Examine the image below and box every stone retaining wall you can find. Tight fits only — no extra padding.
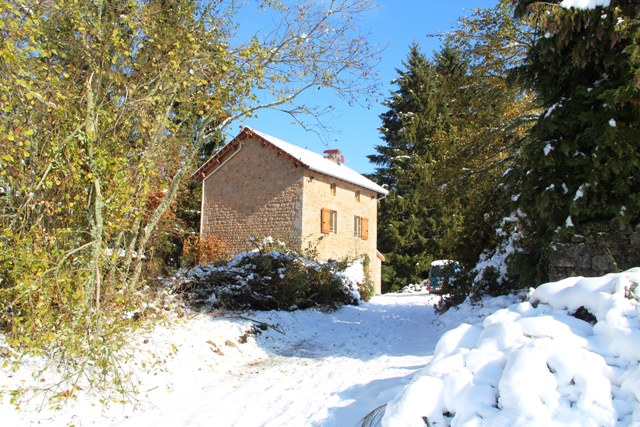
[548,224,640,281]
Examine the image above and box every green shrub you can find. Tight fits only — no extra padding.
[358,254,375,302]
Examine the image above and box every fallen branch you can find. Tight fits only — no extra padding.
[227,314,286,336]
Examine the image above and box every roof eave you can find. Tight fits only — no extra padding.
[306,165,389,195]
[190,130,252,181]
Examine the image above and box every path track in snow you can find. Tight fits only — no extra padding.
[1,292,444,426]
[114,293,443,427]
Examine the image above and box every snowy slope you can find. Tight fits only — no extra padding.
[382,270,640,427]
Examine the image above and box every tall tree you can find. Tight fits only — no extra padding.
[508,0,640,284]
[369,44,467,292]
[370,1,536,293]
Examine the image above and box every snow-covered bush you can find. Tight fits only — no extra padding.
[170,244,366,311]
[435,213,525,314]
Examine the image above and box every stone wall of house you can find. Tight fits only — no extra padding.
[201,137,304,255]
[548,224,640,281]
[300,170,382,294]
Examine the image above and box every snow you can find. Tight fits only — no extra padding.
[574,183,588,201]
[545,102,561,118]
[249,128,389,196]
[1,291,442,426]
[431,260,455,267]
[382,270,640,427]
[3,270,640,426]
[560,0,610,9]
[473,214,523,285]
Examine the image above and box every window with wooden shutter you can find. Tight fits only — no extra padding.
[330,210,338,233]
[362,217,369,240]
[353,216,368,239]
[321,208,330,234]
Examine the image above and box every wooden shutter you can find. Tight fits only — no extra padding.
[321,208,330,234]
[362,217,369,240]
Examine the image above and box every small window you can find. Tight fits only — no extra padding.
[355,191,361,202]
[330,210,338,233]
[322,208,338,234]
[330,183,336,196]
[354,216,369,240]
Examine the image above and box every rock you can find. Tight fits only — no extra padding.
[570,234,586,243]
[592,255,615,273]
[620,222,633,235]
[549,243,591,269]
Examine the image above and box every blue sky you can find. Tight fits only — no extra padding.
[229,1,498,175]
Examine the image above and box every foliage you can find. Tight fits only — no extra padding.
[369,0,537,293]
[356,404,387,427]
[171,243,361,312]
[181,234,227,267]
[433,0,537,267]
[507,0,640,286]
[434,269,474,314]
[359,254,375,302]
[0,0,380,403]
[146,129,226,276]
[368,44,460,292]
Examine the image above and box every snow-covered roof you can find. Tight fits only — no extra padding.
[193,127,388,195]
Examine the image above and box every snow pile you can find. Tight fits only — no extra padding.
[382,269,640,426]
[401,280,429,294]
[560,0,610,9]
[336,257,367,300]
[437,292,527,330]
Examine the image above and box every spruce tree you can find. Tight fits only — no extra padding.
[369,1,537,296]
[509,0,640,283]
[369,44,467,292]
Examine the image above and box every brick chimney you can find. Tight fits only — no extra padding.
[323,149,344,165]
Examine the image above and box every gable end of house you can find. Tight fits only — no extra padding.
[192,128,308,181]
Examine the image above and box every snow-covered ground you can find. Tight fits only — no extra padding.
[2,269,640,426]
[1,291,446,426]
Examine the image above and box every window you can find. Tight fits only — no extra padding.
[355,191,361,202]
[330,210,338,233]
[321,208,338,234]
[354,216,369,240]
[330,183,336,196]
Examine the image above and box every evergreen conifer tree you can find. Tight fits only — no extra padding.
[369,44,468,292]
[509,0,640,284]
[369,1,537,295]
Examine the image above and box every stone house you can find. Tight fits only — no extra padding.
[192,127,389,294]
